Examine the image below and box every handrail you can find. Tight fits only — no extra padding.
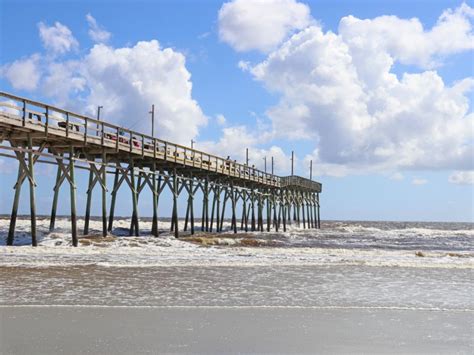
[0,91,321,192]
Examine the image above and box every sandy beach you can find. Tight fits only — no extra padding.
[1,306,472,354]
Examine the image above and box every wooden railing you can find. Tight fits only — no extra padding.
[0,91,321,192]
[280,176,322,192]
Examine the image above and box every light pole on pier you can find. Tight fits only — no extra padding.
[96,105,103,136]
[271,156,274,175]
[191,139,195,149]
[263,156,267,173]
[291,151,294,176]
[149,104,155,137]
[310,160,312,180]
[246,148,249,166]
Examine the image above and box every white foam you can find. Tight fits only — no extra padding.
[1,217,472,269]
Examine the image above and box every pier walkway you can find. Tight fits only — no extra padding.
[0,92,322,246]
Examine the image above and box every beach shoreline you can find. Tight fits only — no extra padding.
[1,306,472,354]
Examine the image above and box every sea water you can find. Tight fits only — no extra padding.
[0,217,472,310]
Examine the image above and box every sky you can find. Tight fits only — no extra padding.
[0,0,473,222]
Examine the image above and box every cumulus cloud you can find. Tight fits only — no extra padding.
[1,54,41,91]
[3,21,207,144]
[449,171,474,185]
[239,3,474,175]
[216,114,227,126]
[218,0,312,52]
[38,21,78,55]
[412,178,428,185]
[339,3,474,69]
[86,13,111,43]
[78,41,207,143]
[199,125,291,174]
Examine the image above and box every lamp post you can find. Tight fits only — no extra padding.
[96,105,103,136]
[310,160,312,180]
[246,148,249,166]
[191,139,195,149]
[271,156,274,175]
[291,151,294,176]
[263,156,267,173]
[149,104,155,137]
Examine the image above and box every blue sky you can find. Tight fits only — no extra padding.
[0,0,473,222]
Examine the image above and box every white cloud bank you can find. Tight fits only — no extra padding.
[449,171,474,185]
[2,20,207,144]
[218,0,312,52]
[219,1,474,177]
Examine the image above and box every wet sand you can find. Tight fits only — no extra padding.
[1,306,472,354]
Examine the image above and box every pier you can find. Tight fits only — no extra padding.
[0,92,322,246]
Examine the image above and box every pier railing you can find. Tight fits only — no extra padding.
[0,91,321,192]
[280,176,322,192]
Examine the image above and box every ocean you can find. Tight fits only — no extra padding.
[0,217,473,353]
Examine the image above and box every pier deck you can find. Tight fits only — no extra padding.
[0,91,322,246]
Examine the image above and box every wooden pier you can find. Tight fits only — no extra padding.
[0,92,322,246]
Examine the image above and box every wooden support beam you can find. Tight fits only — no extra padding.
[317,192,321,229]
[69,147,78,247]
[241,190,247,232]
[266,192,271,232]
[172,168,179,238]
[83,166,94,235]
[215,185,221,232]
[108,165,119,232]
[273,192,278,232]
[230,184,236,233]
[282,190,287,233]
[7,154,24,245]
[130,158,139,236]
[101,151,107,237]
[251,191,256,232]
[209,184,217,232]
[49,157,63,232]
[302,192,306,229]
[27,135,37,246]
[220,188,228,232]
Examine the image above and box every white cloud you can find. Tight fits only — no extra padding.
[339,2,474,69]
[412,178,428,185]
[199,125,291,174]
[449,171,474,185]
[218,0,312,52]
[78,41,207,143]
[4,24,207,145]
[86,14,111,43]
[1,54,41,91]
[216,114,227,126]
[38,21,78,55]
[241,3,474,175]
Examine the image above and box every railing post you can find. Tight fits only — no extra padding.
[116,127,119,152]
[84,117,88,144]
[65,112,69,138]
[44,106,49,136]
[22,100,26,126]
